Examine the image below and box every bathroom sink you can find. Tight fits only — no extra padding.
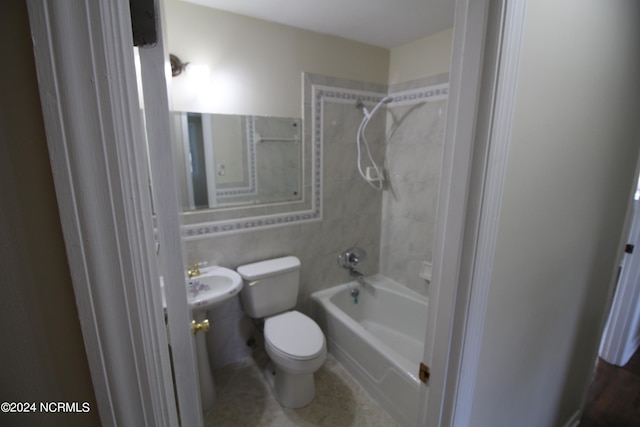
[187,266,243,313]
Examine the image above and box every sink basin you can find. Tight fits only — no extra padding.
[187,266,243,313]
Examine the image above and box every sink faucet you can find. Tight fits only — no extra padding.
[187,263,201,278]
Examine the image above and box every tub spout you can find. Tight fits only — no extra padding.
[350,269,366,286]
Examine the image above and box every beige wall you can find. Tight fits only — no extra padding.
[0,3,100,426]
[389,28,453,84]
[470,1,640,426]
[164,0,390,118]
[165,0,452,117]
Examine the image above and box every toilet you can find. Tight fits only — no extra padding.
[237,256,326,408]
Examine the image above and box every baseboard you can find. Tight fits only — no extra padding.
[562,410,581,427]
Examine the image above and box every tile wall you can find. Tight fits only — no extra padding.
[379,73,448,296]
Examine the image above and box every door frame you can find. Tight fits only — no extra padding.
[599,173,640,366]
[137,0,204,423]
[26,0,181,425]
[25,0,509,426]
[420,0,528,425]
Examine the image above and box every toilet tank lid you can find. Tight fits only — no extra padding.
[237,256,301,280]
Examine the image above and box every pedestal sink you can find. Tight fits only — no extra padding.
[187,266,242,411]
[188,266,243,312]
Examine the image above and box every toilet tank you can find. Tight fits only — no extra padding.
[237,256,301,318]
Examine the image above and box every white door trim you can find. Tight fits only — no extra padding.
[422,0,528,425]
[449,1,528,425]
[420,0,492,424]
[418,0,489,426]
[600,188,640,366]
[26,1,178,426]
[138,0,204,423]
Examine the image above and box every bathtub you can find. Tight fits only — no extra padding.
[311,274,428,427]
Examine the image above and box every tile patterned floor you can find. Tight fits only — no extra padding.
[204,350,399,426]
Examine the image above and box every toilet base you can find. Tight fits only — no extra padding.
[264,361,316,408]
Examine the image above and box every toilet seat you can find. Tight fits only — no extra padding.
[264,311,325,361]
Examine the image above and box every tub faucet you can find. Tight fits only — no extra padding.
[338,247,366,271]
[350,269,363,279]
[339,247,368,286]
[350,269,367,287]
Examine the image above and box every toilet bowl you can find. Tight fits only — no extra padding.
[263,311,326,408]
[237,256,326,408]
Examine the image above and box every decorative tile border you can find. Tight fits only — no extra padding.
[388,83,449,106]
[316,82,449,108]
[181,78,448,239]
[315,85,389,106]
[183,210,321,239]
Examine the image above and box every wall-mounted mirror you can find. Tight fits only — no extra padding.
[171,112,303,211]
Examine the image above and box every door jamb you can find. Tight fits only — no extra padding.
[138,0,204,423]
[421,1,528,425]
[599,167,640,366]
[26,1,179,425]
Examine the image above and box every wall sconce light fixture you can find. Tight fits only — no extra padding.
[170,54,189,77]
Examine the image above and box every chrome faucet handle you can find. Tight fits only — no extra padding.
[338,247,367,270]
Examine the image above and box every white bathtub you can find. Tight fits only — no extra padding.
[311,274,428,427]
